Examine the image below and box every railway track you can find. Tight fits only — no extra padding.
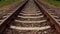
[0,0,60,34]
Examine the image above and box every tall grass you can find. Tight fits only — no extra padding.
[0,0,21,7]
[42,0,60,7]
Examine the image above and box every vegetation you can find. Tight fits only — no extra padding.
[42,0,60,7]
[0,0,22,7]
[56,0,60,1]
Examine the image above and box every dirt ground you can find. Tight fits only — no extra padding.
[0,0,23,19]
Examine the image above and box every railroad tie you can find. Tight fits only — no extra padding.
[50,13,55,15]
[57,19,60,22]
[18,15,44,18]
[53,16,59,19]
[15,20,47,23]
[22,11,40,13]
[3,16,9,18]
[20,13,42,15]
[10,25,51,30]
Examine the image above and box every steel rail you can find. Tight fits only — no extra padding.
[0,0,29,33]
[34,0,60,33]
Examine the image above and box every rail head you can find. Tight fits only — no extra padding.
[0,0,29,33]
[34,0,60,33]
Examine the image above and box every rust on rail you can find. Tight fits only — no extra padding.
[34,0,60,33]
[0,0,28,33]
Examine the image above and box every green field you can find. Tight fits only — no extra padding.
[42,0,60,7]
[0,0,22,7]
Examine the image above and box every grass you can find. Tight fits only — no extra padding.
[41,0,60,7]
[0,0,22,7]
